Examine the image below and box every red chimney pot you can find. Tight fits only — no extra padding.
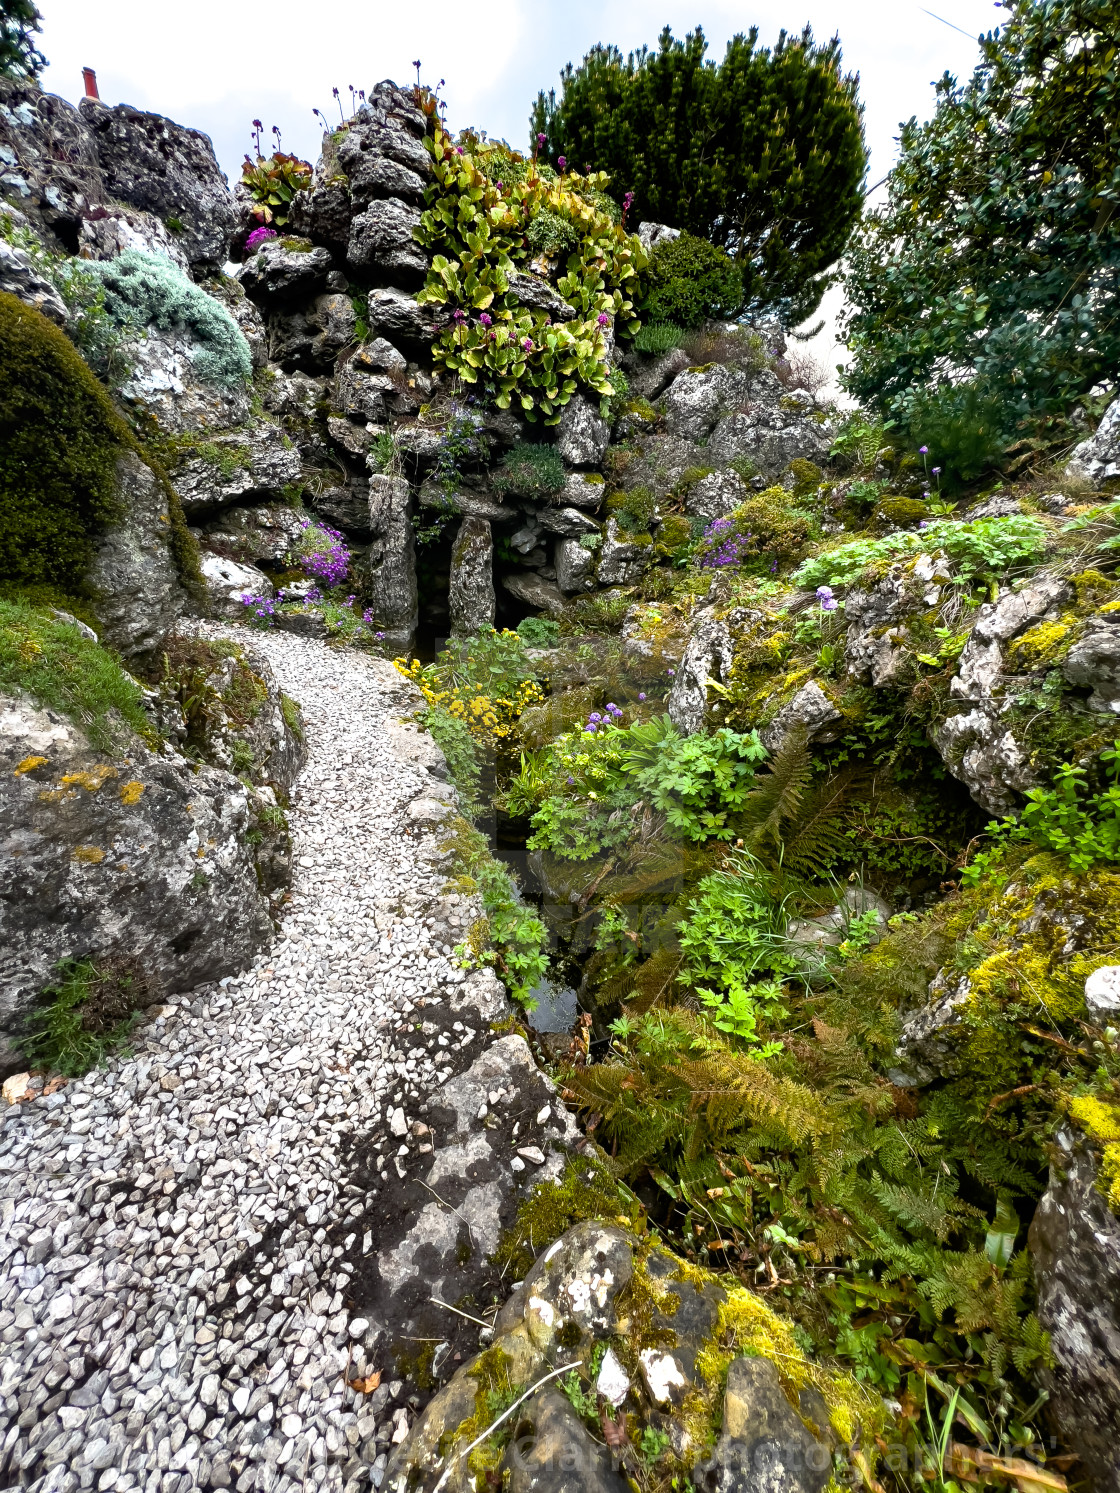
[82,68,99,100]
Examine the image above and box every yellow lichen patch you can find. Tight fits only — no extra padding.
[1069,1094,1120,1143]
[60,765,118,792]
[13,755,48,776]
[71,845,105,864]
[118,780,145,805]
[1006,618,1073,668]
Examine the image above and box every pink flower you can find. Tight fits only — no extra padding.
[480,312,492,327]
[537,132,547,147]
[597,312,609,327]
[521,336,534,352]
[557,155,566,171]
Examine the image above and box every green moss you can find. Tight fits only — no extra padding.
[787,458,823,498]
[0,597,156,749]
[491,1157,637,1279]
[1006,618,1074,668]
[876,496,928,527]
[280,692,304,743]
[0,292,126,592]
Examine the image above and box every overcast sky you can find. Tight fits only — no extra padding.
[36,0,1001,384]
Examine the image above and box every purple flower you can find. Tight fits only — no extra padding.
[584,724,598,734]
[597,312,609,327]
[622,191,634,210]
[479,312,492,327]
[566,775,575,784]
[521,336,534,352]
[816,585,834,601]
[456,145,464,155]
[667,668,676,677]
[452,308,467,324]
[638,692,646,701]
[931,466,941,475]
[557,155,566,171]
[244,226,277,255]
[919,519,929,528]
[588,712,602,724]
[537,132,547,147]
[821,597,838,611]
[919,446,928,455]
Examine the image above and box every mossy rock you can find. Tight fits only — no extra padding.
[876,496,928,528]
[0,291,202,606]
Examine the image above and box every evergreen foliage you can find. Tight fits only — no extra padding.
[0,0,44,79]
[531,24,867,322]
[842,0,1120,423]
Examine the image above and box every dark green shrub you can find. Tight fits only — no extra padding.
[905,384,1009,490]
[491,443,567,502]
[0,291,126,590]
[632,321,684,356]
[517,615,561,647]
[643,232,744,329]
[0,291,203,600]
[526,208,582,260]
[532,24,867,322]
[606,485,657,535]
[0,0,44,79]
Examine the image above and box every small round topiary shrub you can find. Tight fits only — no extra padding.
[642,231,744,329]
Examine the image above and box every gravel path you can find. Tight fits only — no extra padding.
[0,630,482,1493]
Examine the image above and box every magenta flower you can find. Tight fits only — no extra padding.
[480,312,492,327]
[597,312,609,327]
[537,132,547,147]
[452,308,467,323]
[456,145,464,155]
[622,191,634,211]
[521,336,534,352]
[557,155,566,171]
[244,226,278,255]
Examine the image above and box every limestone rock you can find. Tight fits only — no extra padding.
[79,97,236,268]
[536,506,601,538]
[505,1390,629,1493]
[198,554,273,618]
[348,197,427,280]
[506,270,577,322]
[266,292,357,373]
[628,346,690,403]
[1068,397,1120,487]
[695,1357,831,1493]
[637,221,681,253]
[597,518,652,586]
[201,501,307,564]
[1063,617,1120,711]
[892,971,972,1086]
[113,324,251,436]
[555,538,597,594]
[503,573,567,617]
[759,682,842,755]
[1085,965,1120,1017]
[951,573,1071,701]
[384,719,450,782]
[449,517,495,636]
[366,286,447,351]
[661,364,751,442]
[932,700,1036,818]
[171,424,303,516]
[687,470,748,524]
[1030,1125,1120,1492]
[313,481,374,535]
[561,472,607,510]
[238,239,334,304]
[84,452,187,660]
[0,238,68,322]
[0,79,105,253]
[286,180,353,255]
[366,472,418,647]
[668,608,737,735]
[557,395,610,468]
[334,340,412,424]
[707,383,834,482]
[0,695,271,1070]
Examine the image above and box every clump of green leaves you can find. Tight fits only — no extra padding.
[239,151,313,228]
[445,818,549,1005]
[491,443,566,502]
[23,956,155,1076]
[528,714,766,860]
[422,705,483,820]
[516,615,561,647]
[794,514,1048,590]
[82,251,252,388]
[632,321,684,356]
[414,117,645,422]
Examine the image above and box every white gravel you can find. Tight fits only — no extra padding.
[0,630,477,1493]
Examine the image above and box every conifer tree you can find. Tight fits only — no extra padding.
[0,0,45,81]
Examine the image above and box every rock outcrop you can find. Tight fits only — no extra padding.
[1030,1125,1120,1491]
[0,696,272,1071]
